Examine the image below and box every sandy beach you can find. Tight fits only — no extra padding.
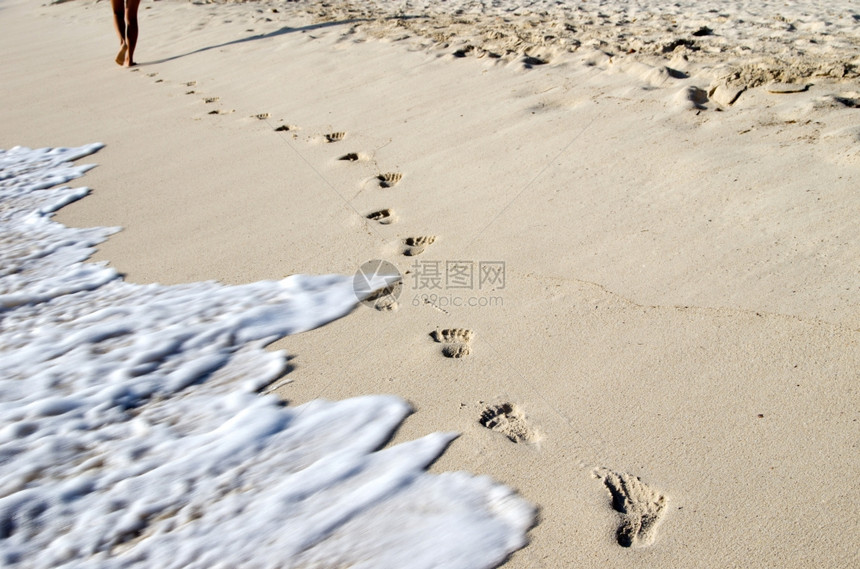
[1,0,858,566]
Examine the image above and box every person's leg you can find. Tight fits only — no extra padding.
[110,0,127,65]
[124,0,142,66]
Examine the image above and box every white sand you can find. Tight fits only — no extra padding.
[1,0,858,566]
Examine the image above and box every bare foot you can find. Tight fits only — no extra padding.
[115,43,127,66]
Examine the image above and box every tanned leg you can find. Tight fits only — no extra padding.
[124,0,142,67]
[111,0,127,65]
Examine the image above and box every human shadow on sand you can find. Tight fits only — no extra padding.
[145,16,422,65]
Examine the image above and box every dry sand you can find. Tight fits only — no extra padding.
[1,0,858,566]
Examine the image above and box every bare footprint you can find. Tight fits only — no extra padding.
[404,236,435,256]
[365,285,399,312]
[442,343,471,358]
[479,403,539,443]
[431,328,473,358]
[203,97,220,104]
[431,328,473,343]
[325,132,346,143]
[593,468,668,548]
[366,208,395,224]
[378,172,402,188]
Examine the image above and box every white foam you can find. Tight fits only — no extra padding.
[0,145,534,568]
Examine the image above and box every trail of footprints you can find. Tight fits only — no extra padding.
[180,79,416,256]
[473,399,669,547]
[184,80,419,256]
[162,75,669,551]
[472,400,668,546]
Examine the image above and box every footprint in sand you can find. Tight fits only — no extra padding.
[431,327,472,358]
[378,172,403,188]
[203,97,220,104]
[325,132,346,143]
[185,81,197,87]
[479,403,540,443]
[274,124,298,132]
[208,109,234,115]
[403,236,435,256]
[431,328,473,343]
[253,113,271,120]
[364,285,399,312]
[366,208,395,224]
[593,468,668,548]
[339,153,360,161]
[186,90,196,95]
[439,343,469,358]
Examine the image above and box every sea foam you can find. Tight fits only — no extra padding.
[0,145,534,568]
